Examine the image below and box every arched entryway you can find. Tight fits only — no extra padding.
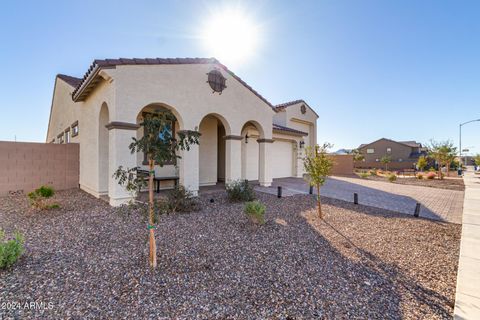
[98,103,110,195]
[135,103,183,190]
[198,114,230,186]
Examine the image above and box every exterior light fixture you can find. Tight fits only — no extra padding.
[299,140,305,148]
[245,134,249,143]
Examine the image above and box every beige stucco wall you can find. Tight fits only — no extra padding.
[47,63,318,205]
[47,76,115,198]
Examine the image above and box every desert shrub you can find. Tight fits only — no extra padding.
[359,172,369,179]
[429,167,436,172]
[27,185,59,210]
[226,180,255,202]
[369,169,377,176]
[388,174,397,182]
[377,170,384,174]
[166,185,200,213]
[426,172,436,180]
[0,230,24,270]
[244,201,266,225]
[417,173,424,180]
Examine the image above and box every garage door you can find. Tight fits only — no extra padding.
[271,140,293,178]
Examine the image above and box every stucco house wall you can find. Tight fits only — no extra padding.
[46,58,319,206]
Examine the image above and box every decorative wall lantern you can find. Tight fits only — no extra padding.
[206,68,227,94]
[299,140,305,148]
[245,134,249,143]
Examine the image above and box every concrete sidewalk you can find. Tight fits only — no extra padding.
[454,167,480,319]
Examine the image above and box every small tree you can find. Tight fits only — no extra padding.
[416,156,427,172]
[428,140,457,180]
[114,111,200,269]
[350,149,365,162]
[303,143,333,219]
[475,154,480,166]
[380,155,392,171]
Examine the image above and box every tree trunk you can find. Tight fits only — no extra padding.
[438,160,443,180]
[317,184,322,219]
[149,159,157,269]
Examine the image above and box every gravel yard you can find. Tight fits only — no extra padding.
[0,189,461,319]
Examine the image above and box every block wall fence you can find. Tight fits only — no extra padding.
[327,154,354,176]
[0,141,79,196]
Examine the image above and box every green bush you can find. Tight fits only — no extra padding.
[244,201,266,225]
[0,230,24,270]
[359,172,369,179]
[388,174,397,182]
[226,180,255,202]
[28,185,59,210]
[166,185,200,213]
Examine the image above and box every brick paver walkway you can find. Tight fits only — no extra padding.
[258,176,464,224]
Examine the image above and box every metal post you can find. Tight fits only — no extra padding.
[309,185,313,194]
[414,203,420,217]
[354,193,358,205]
[459,123,462,166]
[277,186,282,198]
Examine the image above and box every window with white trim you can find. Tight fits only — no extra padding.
[367,148,375,154]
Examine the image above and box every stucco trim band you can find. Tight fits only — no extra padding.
[224,135,243,140]
[105,121,140,130]
[257,139,275,143]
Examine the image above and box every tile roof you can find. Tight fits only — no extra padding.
[273,123,308,136]
[274,99,307,110]
[57,74,82,87]
[274,99,319,118]
[70,58,275,110]
[358,138,422,149]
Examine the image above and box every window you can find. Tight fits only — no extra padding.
[65,128,71,144]
[57,133,64,144]
[367,148,375,154]
[71,121,79,137]
[386,147,392,154]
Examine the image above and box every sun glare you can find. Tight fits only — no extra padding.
[202,9,260,66]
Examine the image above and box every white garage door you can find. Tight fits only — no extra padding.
[271,140,293,178]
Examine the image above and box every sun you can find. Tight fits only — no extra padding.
[201,8,260,66]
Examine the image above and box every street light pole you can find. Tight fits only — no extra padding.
[459,119,480,166]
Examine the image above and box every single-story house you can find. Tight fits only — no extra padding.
[46,58,318,206]
[355,138,426,170]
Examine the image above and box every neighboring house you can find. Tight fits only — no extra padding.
[46,58,318,206]
[355,138,425,170]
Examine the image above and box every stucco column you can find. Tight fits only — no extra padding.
[295,141,305,178]
[225,135,242,183]
[258,139,274,187]
[179,137,199,196]
[107,123,139,206]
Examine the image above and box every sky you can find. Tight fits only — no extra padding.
[0,0,479,153]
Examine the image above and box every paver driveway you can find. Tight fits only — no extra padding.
[258,176,464,224]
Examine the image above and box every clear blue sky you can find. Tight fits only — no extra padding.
[0,0,479,153]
